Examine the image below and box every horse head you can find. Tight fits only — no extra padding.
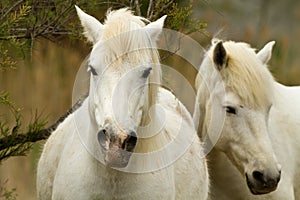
[76,6,165,168]
[197,39,281,194]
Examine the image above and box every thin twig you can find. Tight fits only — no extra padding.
[147,0,153,19]
[134,0,141,16]
[96,2,127,8]
[0,95,87,152]
[0,35,31,40]
[150,0,174,21]
[35,3,73,38]
[160,34,185,62]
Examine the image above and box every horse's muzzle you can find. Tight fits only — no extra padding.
[105,146,133,168]
[98,128,137,168]
[245,170,281,195]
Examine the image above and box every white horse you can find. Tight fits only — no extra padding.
[194,39,300,199]
[37,6,208,200]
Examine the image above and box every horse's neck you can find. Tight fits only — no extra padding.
[272,82,300,120]
[139,69,162,132]
[73,98,105,161]
[136,106,169,153]
[195,66,218,139]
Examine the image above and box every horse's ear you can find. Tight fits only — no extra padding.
[144,15,167,41]
[213,42,227,71]
[75,5,103,44]
[257,41,275,64]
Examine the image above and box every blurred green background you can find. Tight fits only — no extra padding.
[1,0,300,199]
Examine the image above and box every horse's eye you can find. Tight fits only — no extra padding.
[225,106,237,114]
[89,65,98,76]
[142,67,152,78]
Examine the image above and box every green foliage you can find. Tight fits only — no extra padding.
[0,180,17,200]
[0,0,207,68]
[0,92,27,161]
[0,49,16,71]
[0,0,81,67]
[164,0,207,34]
[0,92,47,162]
[0,2,31,69]
[114,0,207,34]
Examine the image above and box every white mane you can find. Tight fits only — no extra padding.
[98,8,162,122]
[100,9,159,63]
[202,40,275,109]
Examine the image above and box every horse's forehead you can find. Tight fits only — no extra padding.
[211,85,240,104]
[224,90,240,104]
[90,42,153,68]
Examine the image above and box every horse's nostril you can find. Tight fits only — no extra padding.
[101,129,107,135]
[252,170,264,182]
[252,169,281,186]
[98,129,107,147]
[122,131,137,152]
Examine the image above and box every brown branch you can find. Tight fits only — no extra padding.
[150,0,175,21]
[160,33,185,61]
[0,1,76,41]
[34,3,75,38]
[0,34,31,40]
[0,95,86,152]
[147,0,154,19]
[96,2,128,7]
[134,0,141,16]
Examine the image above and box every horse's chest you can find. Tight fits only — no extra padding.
[52,139,175,200]
[54,171,174,200]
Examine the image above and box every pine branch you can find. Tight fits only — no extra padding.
[0,34,31,40]
[0,96,86,159]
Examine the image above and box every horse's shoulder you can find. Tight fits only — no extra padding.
[37,109,79,198]
[39,103,85,170]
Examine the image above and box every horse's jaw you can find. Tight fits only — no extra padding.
[221,147,281,195]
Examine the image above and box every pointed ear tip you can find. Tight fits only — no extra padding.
[75,5,81,14]
[75,5,85,16]
[161,15,167,20]
[270,41,276,46]
[212,38,221,45]
[213,40,227,69]
[155,15,167,25]
[215,41,224,49]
